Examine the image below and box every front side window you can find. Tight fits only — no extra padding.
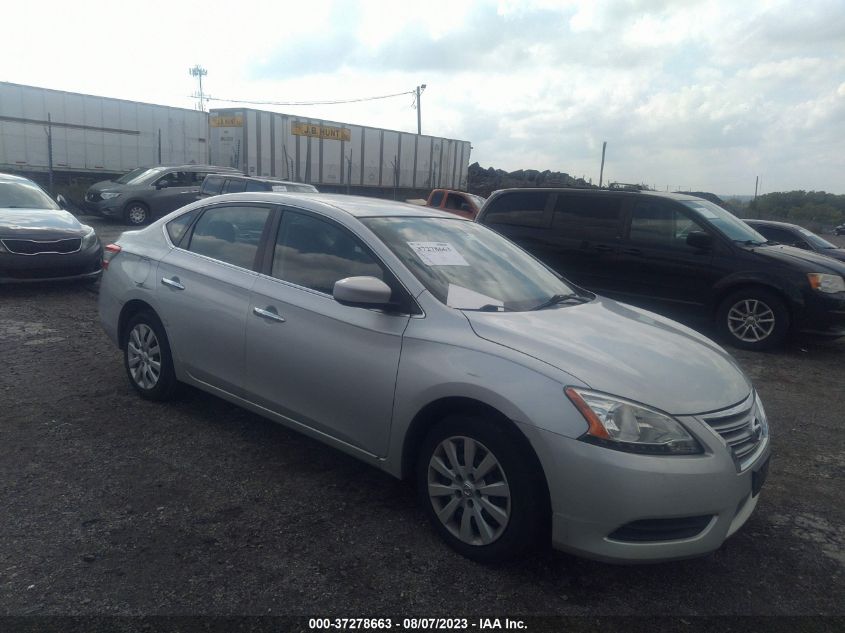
[363,217,575,311]
[186,205,272,269]
[272,211,384,294]
[629,202,705,247]
[429,191,444,207]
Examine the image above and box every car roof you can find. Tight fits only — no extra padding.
[487,187,703,201]
[0,172,36,184]
[210,174,311,186]
[206,192,462,219]
[745,219,801,230]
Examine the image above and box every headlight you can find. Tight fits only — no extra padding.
[565,387,703,455]
[754,392,770,439]
[101,192,121,200]
[80,226,99,250]
[807,273,845,293]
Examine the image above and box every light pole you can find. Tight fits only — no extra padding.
[416,84,427,135]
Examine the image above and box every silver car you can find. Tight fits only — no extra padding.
[98,193,771,563]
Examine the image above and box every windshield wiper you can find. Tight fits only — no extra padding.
[530,293,590,311]
[464,304,510,312]
[733,239,766,247]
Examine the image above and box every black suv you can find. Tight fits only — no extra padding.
[85,164,241,225]
[199,174,319,198]
[745,219,845,263]
[476,188,845,350]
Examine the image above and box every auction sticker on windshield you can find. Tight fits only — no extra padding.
[408,242,469,266]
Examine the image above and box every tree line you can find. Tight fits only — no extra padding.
[743,191,845,231]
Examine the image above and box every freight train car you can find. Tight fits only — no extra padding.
[0,81,209,174]
[208,108,471,194]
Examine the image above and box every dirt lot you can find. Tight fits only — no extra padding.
[1,217,843,618]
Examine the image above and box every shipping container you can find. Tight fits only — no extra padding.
[0,81,209,174]
[208,108,471,193]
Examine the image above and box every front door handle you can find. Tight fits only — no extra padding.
[253,306,286,323]
[161,276,185,290]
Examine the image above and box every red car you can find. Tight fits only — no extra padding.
[426,189,486,219]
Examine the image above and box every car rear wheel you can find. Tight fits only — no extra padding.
[124,202,149,226]
[716,288,789,351]
[417,415,546,563]
[123,311,178,400]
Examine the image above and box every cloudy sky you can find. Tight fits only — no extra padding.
[3,0,844,194]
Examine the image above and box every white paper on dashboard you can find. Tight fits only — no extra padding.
[408,242,469,266]
[271,185,288,191]
[446,284,504,310]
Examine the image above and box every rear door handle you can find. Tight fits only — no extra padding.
[253,306,286,323]
[161,276,185,290]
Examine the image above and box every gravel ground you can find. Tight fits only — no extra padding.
[1,217,843,617]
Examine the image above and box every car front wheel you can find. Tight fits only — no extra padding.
[124,202,150,226]
[417,415,547,563]
[716,288,790,351]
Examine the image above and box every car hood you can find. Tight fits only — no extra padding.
[89,179,129,194]
[817,248,845,262]
[464,297,751,415]
[752,244,845,273]
[0,207,86,238]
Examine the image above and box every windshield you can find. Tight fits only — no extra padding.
[362,217,576,311]
[797,227,837,249]
[0,181,60,210]
[681,199,767,243]
[120,167,166,186]
[114,167,151,184]
[468,193,486,208]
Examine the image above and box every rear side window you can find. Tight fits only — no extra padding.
[201,175,225,196]
[187,205,272,269]
[272,211,384,294]
[223,179,247,193]
[245,180,269,192]
[552,195,622,239]
[166,209,200,246]
[482,191,551,228]
[429,191,444,207]
[629,202,705,248]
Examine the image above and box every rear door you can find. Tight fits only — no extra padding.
[244,209,410,456]
[156,203,275,395]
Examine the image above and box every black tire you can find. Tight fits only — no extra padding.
[122,310,179,401]
[416,414,547,563]
[716,287,790,351]
[124,202,150,226]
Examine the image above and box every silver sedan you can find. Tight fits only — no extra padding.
[98,192,770,563]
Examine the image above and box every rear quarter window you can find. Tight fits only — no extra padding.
[481,191,552,228]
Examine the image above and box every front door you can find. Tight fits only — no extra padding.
[244,209,410,457]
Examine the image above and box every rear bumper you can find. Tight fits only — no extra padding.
[0,245,102,283]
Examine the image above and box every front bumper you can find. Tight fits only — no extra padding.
[522,405,770,563]
[795,290,845,337]
[0,244,103,283]
[84,196,122,217]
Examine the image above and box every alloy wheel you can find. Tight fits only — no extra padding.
[127,205,148,225]
[126,323,161,389]
[727,299,776,343]
[427,436,511,546]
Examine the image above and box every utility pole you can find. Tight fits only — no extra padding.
[414,84,427,135]
[754,176,759,200]
[45,113,54,195]
[189,65,208,111]
[598,141,607,188]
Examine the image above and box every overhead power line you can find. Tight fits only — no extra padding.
[202,89,416,107]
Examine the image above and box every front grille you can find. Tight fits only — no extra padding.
[701,394,766,470]
[1,238,82,255]
[608,515,713,542]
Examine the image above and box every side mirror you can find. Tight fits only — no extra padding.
[686,231,713,250]
[56,194,69,209]
[333,276,392,308]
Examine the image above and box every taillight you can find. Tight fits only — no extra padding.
[103,243,121,270]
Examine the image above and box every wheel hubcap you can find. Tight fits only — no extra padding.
[727,299,776,342]
[427,436,511,546]
[128,206,146,224]
[127,324,161,389]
